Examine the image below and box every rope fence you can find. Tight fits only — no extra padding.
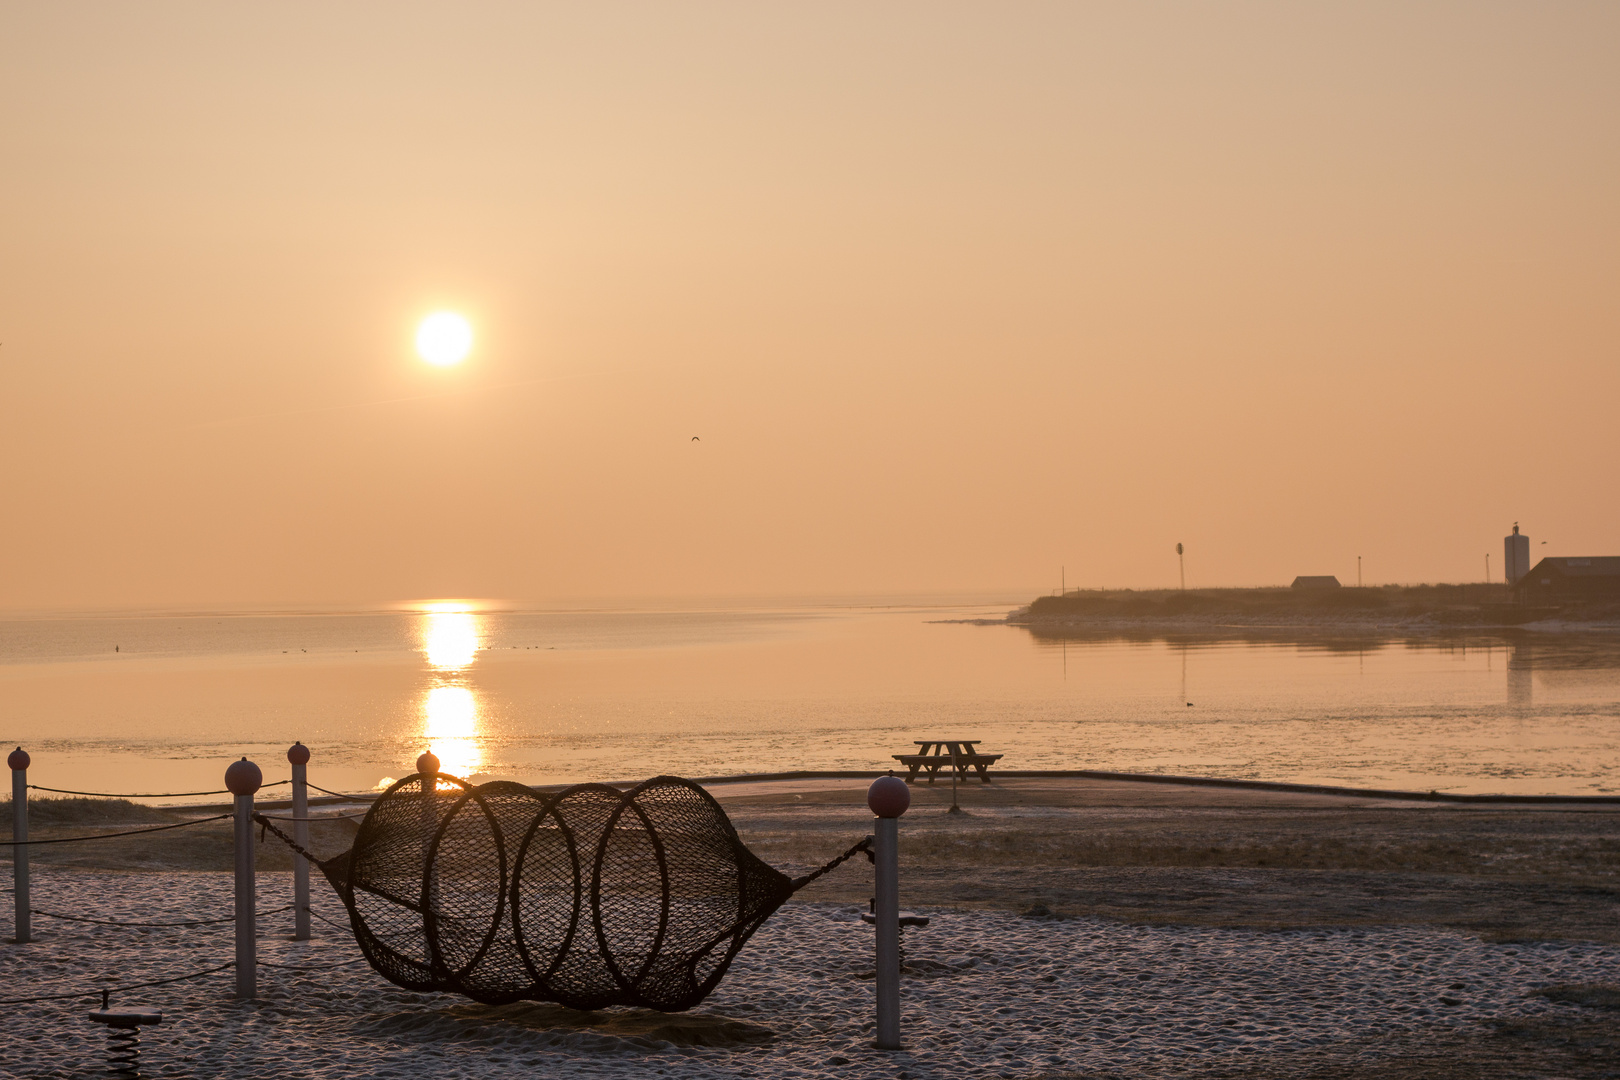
[251,815,322,864]
[2,740,438,1014]
[30,904,296,929]
[305,781,377,801]
[6,743,336,1000]
[26,781,290,799]
[254,956,368,972]
[0,815,233,846]
[0,961,238,1006]
[300,903,354,933]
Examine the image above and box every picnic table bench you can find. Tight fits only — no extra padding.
[891,740,1001,784]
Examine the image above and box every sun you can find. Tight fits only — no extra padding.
[416,312,473,366]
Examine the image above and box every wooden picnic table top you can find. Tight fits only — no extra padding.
[912,740,982,754]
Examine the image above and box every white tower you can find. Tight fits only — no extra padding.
[1504,524,1530,585]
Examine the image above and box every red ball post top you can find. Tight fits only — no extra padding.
[416,750,440,776]
[286,741,310,766]
[867,774,910,818]
[8,746,29,772]
[224,757,263,796]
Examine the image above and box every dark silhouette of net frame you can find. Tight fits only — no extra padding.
[318,773,799,1012]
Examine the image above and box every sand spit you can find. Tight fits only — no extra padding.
[998,613,1620,636]
[2,870,1618,1079]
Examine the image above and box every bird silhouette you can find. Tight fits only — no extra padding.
[691,436,700,441]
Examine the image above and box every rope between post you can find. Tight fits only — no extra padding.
[30,904,295,929]
[0,961,236,1006]
[789,835,875,892]
[304,782,379,801]
[27,781,290,799]
[0,814,233,846]
[255,956,368,972]
[252,812,326,865]
[301,904,353,932]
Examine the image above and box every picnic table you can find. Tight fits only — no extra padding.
[891,740,1001,784]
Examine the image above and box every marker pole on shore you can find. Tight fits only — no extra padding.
[288,743,311,941]
[8,747,30,944]
[226,757,263,999]
[868,774,910,1050]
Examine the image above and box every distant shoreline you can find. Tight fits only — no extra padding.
[996,613,1620,635]
[971,584,1620,636]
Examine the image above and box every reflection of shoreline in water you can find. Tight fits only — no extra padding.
[1018,624,1620,669]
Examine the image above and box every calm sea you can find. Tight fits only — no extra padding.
[1,601,1617,802]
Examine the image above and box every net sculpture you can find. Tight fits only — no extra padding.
[263,773,868,1012]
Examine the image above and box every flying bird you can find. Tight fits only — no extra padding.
[691,436,700,441]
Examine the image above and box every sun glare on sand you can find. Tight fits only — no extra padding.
[416,312,473,366]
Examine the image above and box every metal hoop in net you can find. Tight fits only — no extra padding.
[317,773,797,1012]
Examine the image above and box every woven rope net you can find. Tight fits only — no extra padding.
[310,773,859,1012]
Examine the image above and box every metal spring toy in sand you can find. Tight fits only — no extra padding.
[257,770,870,1012]
[87,996,162,1079]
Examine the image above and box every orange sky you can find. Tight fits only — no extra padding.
[2,2,1616,609]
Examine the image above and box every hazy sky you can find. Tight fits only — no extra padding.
[2,2,1616,609]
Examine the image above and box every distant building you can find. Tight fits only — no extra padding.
[1504,524,1530,584]
[1512,557,1620,604]
[1291,576,1341,590]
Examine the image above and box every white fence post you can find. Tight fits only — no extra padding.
[8,747,29,945]
[288,743,310,941]
[867,774,910,1050]
[226,757,262,999]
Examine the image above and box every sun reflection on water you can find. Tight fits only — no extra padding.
[423,685,482,778]
[422,603,480,670]
[417,602,485,780]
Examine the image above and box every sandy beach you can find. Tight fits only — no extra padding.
[5,776,1620,1078]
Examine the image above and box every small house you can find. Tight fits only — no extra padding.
[1511,557,1620,604]
[1291,576,1341,590]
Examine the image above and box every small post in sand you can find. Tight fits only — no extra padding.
[288,742,311,941]
[868,773,910,1050]
[8,747,30,944]
[226,756,263,999]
